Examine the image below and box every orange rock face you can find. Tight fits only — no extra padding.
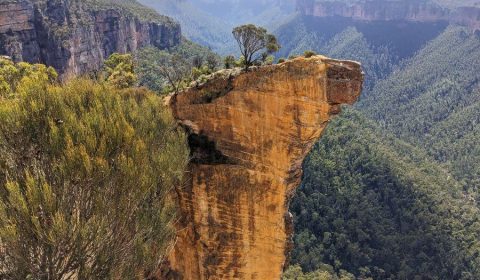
[166,56,363,280]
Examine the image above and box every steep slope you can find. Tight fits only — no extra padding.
[163,56,363,279]
[0,0,181,76]
[290,110,480,279]
[271,1,480,278]
[275,15,448,90]
[360,26,480,192]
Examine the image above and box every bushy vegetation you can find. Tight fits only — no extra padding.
[135,39,220,93]
[103,53,137,89]
[0,59,189,279]
[291,109,480,279]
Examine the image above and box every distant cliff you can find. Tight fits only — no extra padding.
[162,56,363,279]
[0,0,181,77]
[296,0,480,30]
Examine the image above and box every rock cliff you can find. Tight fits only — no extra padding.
[296,0,480,31]
[164,56,363,279]
[0,0,181,77]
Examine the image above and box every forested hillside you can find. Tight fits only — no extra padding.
[275,16,448,90]
[274,13,480,280]
[360,26,480,192]
[290,110,480,279]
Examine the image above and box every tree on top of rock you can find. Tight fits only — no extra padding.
[232,24,280,71]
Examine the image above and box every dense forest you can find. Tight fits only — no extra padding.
[361,26,480,192]
[1,0,480,279]
[290,110,480,279]
[272,11,480,280]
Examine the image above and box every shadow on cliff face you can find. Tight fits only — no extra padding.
[188,133,237,165]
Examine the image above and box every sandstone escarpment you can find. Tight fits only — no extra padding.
[165,56,363,279]
[0,0,181,77]
[296,0,448,22]
[296,0,480,31]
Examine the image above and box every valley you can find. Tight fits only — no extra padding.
[1,0,479,279]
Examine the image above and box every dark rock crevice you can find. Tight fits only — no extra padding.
[187,133,237,165]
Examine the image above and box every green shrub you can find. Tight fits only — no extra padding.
[104,53,137,89]
[0,62,189,279]
[304,50,317,58]
[224,55,236,69]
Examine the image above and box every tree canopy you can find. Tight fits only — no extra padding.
[232,24,280,70]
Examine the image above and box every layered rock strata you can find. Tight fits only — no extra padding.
[0,0,180,77]
[296,0,480,31]
[165,56,363,280]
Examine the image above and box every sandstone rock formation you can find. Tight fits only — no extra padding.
[165,56,363,280]
[0,0,180,77]
[296,0,480,31]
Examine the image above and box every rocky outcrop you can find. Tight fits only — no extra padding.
[0,0,181,77]
[164,56,363,279]
[296,0,480,31]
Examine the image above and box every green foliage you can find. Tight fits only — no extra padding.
[232,24,281,70]
[282,264,355,280]
[274,16,446,90]
[224,55,236,69]
[277,58,286,63]
[360,26,480,195]
[263,55,275,65]
[138,0,235,55]
[235,56,246,68]
[275,17,480,278]
[0,61,189,279]
[135,40,219,93]
[191,66,213,81]
[136,48,191,94]
[291,109,480,279]
[0,57,58,97]
[205,53,219,71]
[83,0,176,24]
[104,53,137,89]
[304,50,317,58]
